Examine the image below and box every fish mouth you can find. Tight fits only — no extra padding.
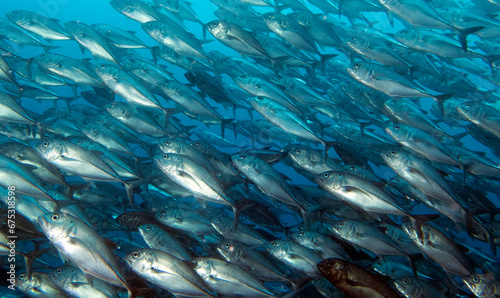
[38,214,48,227]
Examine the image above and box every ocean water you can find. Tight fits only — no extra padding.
[0,0,499,297]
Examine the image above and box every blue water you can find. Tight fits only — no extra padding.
[0,0,499,297]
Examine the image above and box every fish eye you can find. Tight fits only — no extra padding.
[271,241,276,246]
[390,150,396,155]
[130,59,135,63]
[100,64,107,69]
[3,144,9,148]
[56,269,62,274]
[11,11,18,15]
[349,165,355,170]
[240,75,247,79]
[40,54,46,58]
[465,103,471,108]
[165,140,171,145]
[51,214,59,221]
[111,103,116,107]
[472,276,480,283]
[121,214,127,219]
[295,149,301,154]
[354,63,361,68]
[19,274,25,279]
[217,218,222,223]
[132,251,139,258]
[394,125,400,129]
[298,231,304,236]
[42,141,49,147]
[162,154,168,159]
[70,21,76,24]
[352,36,358,41]
[78,140,83,145]
[256,96,263,100]
[163,80,169,85]
[338,221,344,227]
[401,29,407,35]
[146,225,151,231]
[239,154,245,159]
[441,7,448,12]
[292,13,297,17]
[323,172,329,178]
[402,278,409,284]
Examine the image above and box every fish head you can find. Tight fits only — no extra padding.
[315,171,345,191]
[34,53,64,70]
[63,20,86,36]
[36,140,64,162]
[328,220,355,238]
[286,11,308,27]
[6,10,31,27]
[393,276,419,296]
[120,55,141,69]
[385,123,405,141]
[248,96,272,111]
[0,142,23,156]
[38,213,73,243]
[125,249,154,273]
[158,138,184,153]
[317,258,347,283]
[15,272,34,293]
[207,20,229,38]
[346,61,370,80]
[103,102,126,117]
[463,273,495,297]
[155,207,180,226]
[346,35,368,50]
[266,240,287,257]
[287,145,313,166]
[211,215,231,234]
[262,12,278,24]
[217,240,243,261]
[154,153,182,173]
[456,101,481,118]
[383,98,401,114]
[50,266,84,286]
[393,28,416,44]
[289,230,313,246]
[193,257,214,276]
[141,21,161,37]
[138,224,158,238]
[381,148,407,168]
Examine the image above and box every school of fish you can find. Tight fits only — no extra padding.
[1,0,500,297]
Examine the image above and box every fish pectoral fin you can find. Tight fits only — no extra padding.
[150,267,175,276]
[345,279,368,288]
[407,166,434,186]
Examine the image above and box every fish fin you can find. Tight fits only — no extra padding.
[21,247,52,281]
[409,214,439,244]
[457,26,484,52]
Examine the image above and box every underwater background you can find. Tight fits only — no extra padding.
[0,0,499,297]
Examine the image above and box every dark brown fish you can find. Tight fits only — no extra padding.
[317,258,399,298]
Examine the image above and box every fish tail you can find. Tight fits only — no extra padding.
[433,92,454,115]
[457,26,484,53]
[409,213,440,244]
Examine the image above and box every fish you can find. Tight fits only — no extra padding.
[6,10,71,41]
[2,1,500,297]
[38,213,133,296]
[193,257,274,297]
[318,258,400,298]
[125,248,213,297]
